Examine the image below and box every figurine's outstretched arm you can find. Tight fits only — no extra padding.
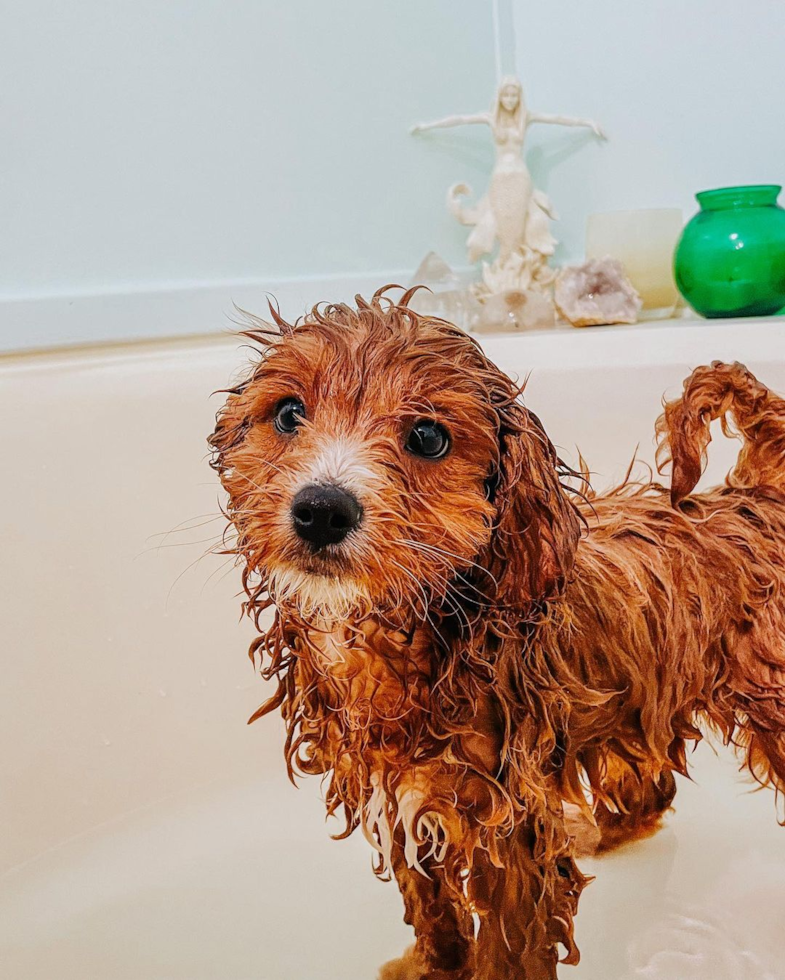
[529,112,607,140]
[410,112,489,135]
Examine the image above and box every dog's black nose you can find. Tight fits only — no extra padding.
[291,483,362,549]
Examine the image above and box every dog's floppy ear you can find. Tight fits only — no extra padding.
[483,405,581,610]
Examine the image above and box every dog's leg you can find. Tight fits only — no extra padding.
[726,627,785,808]
[590,755,677,855]
[468,811,587,980]
[378,842,474,980]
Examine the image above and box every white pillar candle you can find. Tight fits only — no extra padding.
[586,209,683,313]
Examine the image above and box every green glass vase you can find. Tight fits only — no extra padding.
[674,184,785,318]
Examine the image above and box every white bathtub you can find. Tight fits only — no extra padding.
[2,317,785,980]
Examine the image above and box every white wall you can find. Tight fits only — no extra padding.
[6,1,783,352]
[0,1,495,349]
[511,0,785,266]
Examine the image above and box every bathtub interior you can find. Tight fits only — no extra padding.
[1,319,785,980]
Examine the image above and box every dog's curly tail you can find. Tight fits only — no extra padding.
[656,360,785,506]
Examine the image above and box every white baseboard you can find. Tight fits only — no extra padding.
[0,271,424,353]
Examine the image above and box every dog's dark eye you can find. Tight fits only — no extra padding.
[405,419,450,459]
[273,398,306,434]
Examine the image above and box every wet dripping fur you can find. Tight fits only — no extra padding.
[209,290,785,979]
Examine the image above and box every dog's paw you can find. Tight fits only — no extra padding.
[377,945,425,980]
[563,801,602,858]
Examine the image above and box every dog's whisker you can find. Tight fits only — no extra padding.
[388,559,430,623]
[146,512,226,546]
[254,457,286,476]
[401,537,500,589]
[200,553,242,595]
[388,559,453,649]
[237,471,272,495]
[143,533,229,553]
[400,540,496,602]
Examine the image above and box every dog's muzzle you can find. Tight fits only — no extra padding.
[291,483,363,550]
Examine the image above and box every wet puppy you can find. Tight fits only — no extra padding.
[210,290,785,979]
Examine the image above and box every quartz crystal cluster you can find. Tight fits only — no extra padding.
[554,258,642,327]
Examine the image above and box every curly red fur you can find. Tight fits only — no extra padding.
[210,291,785,978]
